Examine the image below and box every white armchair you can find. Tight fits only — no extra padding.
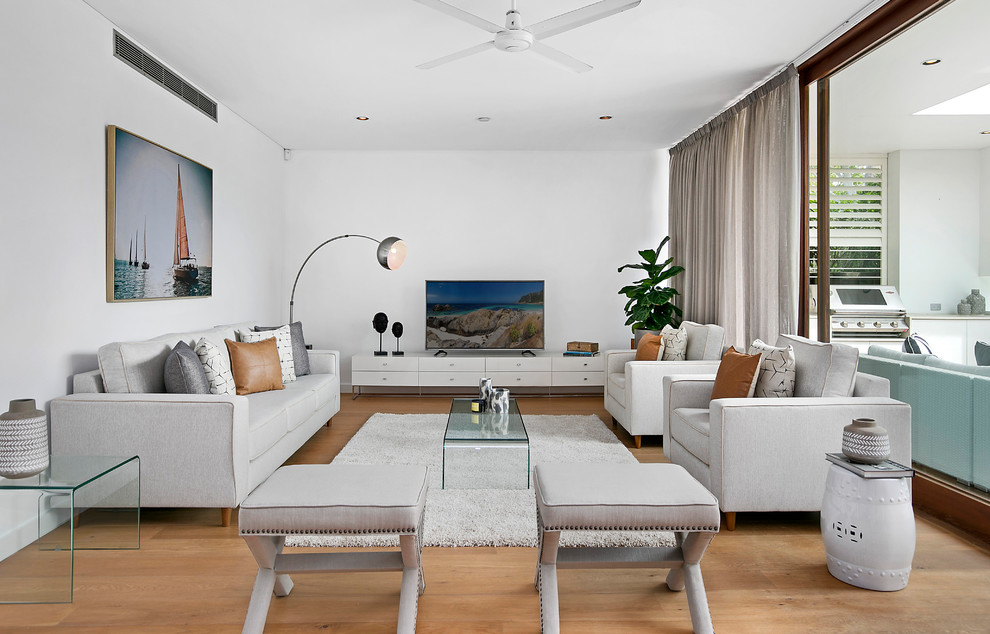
[663,334,912,530]
[604,321,725,448]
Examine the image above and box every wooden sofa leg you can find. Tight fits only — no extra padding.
[221,507,233,527]
[634,435,642,449]
[724,512,736,531]
[610,417,617,429]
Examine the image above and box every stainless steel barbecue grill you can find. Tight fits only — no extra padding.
[811,285,909,340]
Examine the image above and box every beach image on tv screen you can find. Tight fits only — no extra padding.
[426,281,544,350]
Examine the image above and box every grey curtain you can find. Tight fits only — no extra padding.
[668,65,799,349]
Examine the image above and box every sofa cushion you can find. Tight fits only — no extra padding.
[668,408,711,465]
[226,338,285,396]
[661,324,688,361]
[924,356,990,378]
[635,333,665,361]
[257,321,311,377]
[237,327,296,384]
[683,321,726,361]
[247,398,290,461]
[711,347,760,399]
[976,341,990,367]
[748,339,796,398]
[776,334,858,397]
[164,341,210,394]
[608,373,627,407]
[195,337,236,395]
[98,341,172,393]
[866,345,931,364]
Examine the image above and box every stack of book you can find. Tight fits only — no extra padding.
[564,341,599,356]
[825,452,914,478]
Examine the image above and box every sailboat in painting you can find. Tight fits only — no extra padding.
[172,165,198,281]
[133,229,140,266]
[128,237,134,266]
[141,217,149,269]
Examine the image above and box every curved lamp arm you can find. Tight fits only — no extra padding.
[289,234,406,323]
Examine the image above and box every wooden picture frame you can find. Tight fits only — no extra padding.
[106,125,213,302]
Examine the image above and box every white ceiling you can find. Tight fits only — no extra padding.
[830,0,990,155]
[83,0,880,151]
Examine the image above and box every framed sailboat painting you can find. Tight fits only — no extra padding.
[106,125,213,301]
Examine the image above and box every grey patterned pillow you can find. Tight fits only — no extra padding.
[164,341,210,394]
[256,321,310,376]
[748,339,796,398]
[237,326,296,383]
[195,337,236,395]
[660,324,688,361]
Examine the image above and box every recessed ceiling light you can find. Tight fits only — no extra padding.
[921,58,941,66]
[476,117,491,122]
[982,130,990,135]
[599,115,613,120]
[355,116,369,121]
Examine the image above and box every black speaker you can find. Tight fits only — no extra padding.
[373,312,388,356]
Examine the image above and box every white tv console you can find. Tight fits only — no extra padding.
[351,351,604,396]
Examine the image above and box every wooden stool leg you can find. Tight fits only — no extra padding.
[679,531,716,634]
[398,533,423,633]
[537,530,561,634]
[242,568,277,634]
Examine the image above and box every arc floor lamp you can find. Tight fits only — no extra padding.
[289,234,407,323]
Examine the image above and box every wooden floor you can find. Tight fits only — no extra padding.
[2,395,990,632]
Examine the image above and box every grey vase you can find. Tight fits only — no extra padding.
[841,417,890,464]
[0,399,49,478]
[966,289,986,314]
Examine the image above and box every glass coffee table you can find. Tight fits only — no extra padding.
[442,398,530,489]
[0,455,140,603]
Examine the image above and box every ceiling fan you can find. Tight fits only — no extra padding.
[413,0,642,73]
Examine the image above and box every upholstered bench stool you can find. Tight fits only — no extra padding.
[238,463,429,634]
[533,463,720,634]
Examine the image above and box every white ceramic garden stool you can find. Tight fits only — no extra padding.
[238,463,429,634]
[821,463,915,591]
[533,462,720,634]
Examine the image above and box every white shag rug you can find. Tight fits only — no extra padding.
[285,413,675,549]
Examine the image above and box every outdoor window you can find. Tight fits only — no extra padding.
[809,158,886,285]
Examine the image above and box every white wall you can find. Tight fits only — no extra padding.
[0,1,284,557]
[887,149,984,313]
[284,150,668,388]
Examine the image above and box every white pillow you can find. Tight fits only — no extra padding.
[237,326,296,383]
[660,325,688,361]
[195,338,236,395]
[748,339,796,398]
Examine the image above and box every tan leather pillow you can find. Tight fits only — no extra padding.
[710,347,761,399]
[635,333,665,361]
[225,338,284,396]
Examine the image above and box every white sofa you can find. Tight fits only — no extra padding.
[663,334,911,530]
[604,322,725,448]
[50,321,341,526]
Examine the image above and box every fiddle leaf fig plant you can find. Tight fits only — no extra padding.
[617,235,684,333]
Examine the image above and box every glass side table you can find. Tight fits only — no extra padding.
[0,455,140,603]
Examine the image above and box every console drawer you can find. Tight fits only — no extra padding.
[551,371,605,387]
[352,356,418,372]
[488,371,552,387]
[419,357,487,373]
[351,371,419,386]
[551,356,605,372]
[418,371,487,387]
[486,357,552,372]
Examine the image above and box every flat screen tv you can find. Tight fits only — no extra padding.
[426,280,545,350]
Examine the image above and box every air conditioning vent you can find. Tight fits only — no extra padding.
[113,30,218,122]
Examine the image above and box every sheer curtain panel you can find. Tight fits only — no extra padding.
[668,66,799,349]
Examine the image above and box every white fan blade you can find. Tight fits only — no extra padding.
[529,41,592,73]
[417,40,496,69]
[413,0,502,34]
[530,0,641,39]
